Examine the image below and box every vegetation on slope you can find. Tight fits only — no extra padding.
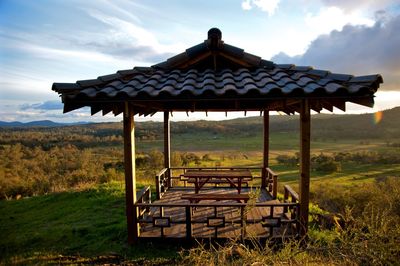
[1,178,399,265]
[0,107,399,264]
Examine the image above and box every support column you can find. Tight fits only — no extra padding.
[299,99,311,237]
[262,110,269,189]
[123,103,138,244]
[164,112,171,187]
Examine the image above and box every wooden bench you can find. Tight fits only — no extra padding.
[181,193,250,203]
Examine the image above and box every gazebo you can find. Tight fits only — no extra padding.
[53,28,382,244]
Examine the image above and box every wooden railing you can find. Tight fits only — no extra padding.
[155,168,169,200]
[135,201,299,240]
[283,185,299,221]
[265,167,278,199]
[136,186,151,219]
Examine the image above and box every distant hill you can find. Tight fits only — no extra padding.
[0,120,90,127]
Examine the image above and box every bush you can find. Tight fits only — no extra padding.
[311,153,341,173]
[276,154,298,166]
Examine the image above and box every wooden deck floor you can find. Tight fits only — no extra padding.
[138,187,297,239]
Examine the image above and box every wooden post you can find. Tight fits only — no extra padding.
[299,99,311,237]
[164,112,171,187]
[262,110,269,189]
[123,102,138,244]
[185,206,192,241]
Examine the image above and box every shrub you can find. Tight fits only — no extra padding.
[276,154,298,166]
[311,153,341,173]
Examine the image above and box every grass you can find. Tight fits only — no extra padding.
[0,182,179,265]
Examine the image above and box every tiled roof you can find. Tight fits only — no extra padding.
[52,28,383,115]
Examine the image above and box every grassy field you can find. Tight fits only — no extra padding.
[0,183,179,265]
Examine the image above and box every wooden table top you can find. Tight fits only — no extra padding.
[184,169,252,178]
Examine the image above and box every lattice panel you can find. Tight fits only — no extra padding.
[207,216,225,228]
[262,215,281,228]
[153,217,171,228]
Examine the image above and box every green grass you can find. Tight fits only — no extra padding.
[0,182,179,264]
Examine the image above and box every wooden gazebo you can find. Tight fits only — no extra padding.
[53,28,382,244]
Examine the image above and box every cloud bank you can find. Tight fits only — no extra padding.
[272,12,400,91]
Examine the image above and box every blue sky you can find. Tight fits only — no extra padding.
[1,0,400,122]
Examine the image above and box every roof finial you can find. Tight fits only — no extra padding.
[208,28,222,40]
[208,28,222,49]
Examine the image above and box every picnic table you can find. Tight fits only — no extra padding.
[184,169,252,194]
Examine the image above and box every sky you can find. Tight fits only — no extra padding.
[1,0,400,122]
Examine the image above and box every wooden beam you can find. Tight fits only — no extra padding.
[262,110,269,189]
[123,102,138,244]
[299,99,311,237]
[349,97,374,108]
[90,105,102,116]
[164,112,171,187]
[113,104,124,116]
[102,105,113,116]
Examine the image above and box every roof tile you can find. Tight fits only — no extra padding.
[276,64,294,70]
[349,74,382,83]
[326,73,353,81]
[293,66,313,72]
[307,69,330,78]
[117,69,137,75]
[98,73,120,82]
[77,79,103,87]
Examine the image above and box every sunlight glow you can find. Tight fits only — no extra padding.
[374,111,383,124]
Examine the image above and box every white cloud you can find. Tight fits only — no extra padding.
[305,6,374,35]
[319,0,397,13]
[241,0,252,10]
[86,9,186,56]
[241,0,280,16]
[100,0,142,24]
[21,42,116,62]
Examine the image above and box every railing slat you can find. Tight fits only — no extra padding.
[185,206,192,240]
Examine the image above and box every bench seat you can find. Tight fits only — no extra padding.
[181,193,250,203]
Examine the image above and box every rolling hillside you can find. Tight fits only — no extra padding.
[1,107,399,150]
